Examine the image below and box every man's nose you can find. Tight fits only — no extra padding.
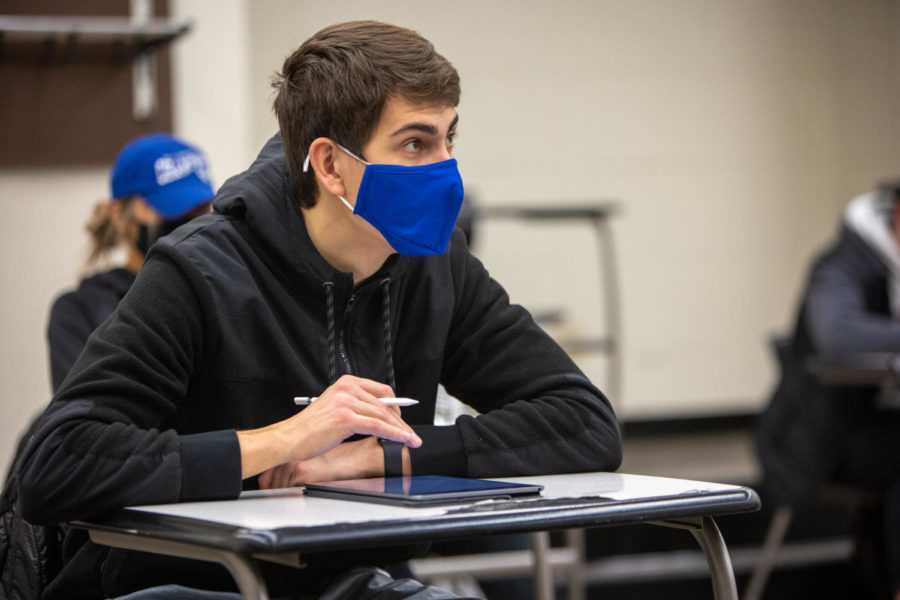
[434,145,452,162]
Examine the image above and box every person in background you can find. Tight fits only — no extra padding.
[47,133,214,391]
[758,180,900,599]
[0,134,215,600]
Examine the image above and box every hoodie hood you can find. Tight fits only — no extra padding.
[209,134,405,386]
[212,133,346,289]
[79,267,135,299]
[212,134,407,298]
[844,190,900,318]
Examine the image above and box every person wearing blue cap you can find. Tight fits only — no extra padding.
[0,134,215,600]
[47,133,215,391]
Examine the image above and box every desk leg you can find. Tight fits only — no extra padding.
[530,531,555,600]
[592,216,622,406]
[563,529,586,600]
[651,517,737,600]
[89,530,270,600]
[219,552,270,600]
[691,517,738,600]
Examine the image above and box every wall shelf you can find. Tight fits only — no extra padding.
[0,14,190,123]
[0,16,190,50]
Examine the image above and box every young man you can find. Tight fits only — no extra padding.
[19,21,622,599]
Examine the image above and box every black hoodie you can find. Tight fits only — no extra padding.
[757,225,898,508]
[19,134,622,598]
[47,268,136,392]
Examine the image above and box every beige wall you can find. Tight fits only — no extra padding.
[0,169,107,467]
[0,0,898,473]
[245,0,900,416]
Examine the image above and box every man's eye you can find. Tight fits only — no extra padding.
[402,140,421,152]
[447,131,458,147]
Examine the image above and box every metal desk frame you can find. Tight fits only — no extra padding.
[77,473,758,600]
[477,204,622,406]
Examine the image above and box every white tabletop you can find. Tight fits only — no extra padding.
[127,473,746,531]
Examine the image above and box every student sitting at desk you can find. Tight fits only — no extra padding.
[758,180,900,599]
[18,21,622,600]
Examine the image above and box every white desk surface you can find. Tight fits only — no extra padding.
[126,473,746,531]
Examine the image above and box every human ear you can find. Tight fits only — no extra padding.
[307,138,347,198]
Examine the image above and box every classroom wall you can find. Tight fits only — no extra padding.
[0,0,254,476]
[243,0,900,417]
[0,0,898,474]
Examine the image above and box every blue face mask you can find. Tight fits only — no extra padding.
[304,145,465,256]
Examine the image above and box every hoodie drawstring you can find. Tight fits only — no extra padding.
[321,278,396,392]
[322,282,337,385]
[379,277,397,392]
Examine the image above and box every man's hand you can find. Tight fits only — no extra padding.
[237,375,421,481]
[258,435,406,489]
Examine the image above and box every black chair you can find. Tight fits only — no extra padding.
[743,482,882,600]
[747,337,887,600]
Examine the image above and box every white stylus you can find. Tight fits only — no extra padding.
[293,396,419,407]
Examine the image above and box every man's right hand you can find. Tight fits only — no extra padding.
[236,375,422,480]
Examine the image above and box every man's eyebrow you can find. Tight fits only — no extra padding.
[390,122,437,137]
[391,114,460,137]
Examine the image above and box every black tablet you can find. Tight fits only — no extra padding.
[304,475,544,507]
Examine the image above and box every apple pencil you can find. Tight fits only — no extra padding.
[293,396,419,407]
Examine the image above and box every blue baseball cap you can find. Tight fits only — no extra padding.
[110,134,215,219]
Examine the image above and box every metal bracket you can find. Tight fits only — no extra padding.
[0,6,190,122]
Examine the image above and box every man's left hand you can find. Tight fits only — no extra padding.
[258,436,410,489]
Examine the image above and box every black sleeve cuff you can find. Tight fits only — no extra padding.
[179,430,243,501]
[408,424,467,477]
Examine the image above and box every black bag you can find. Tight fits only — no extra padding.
[0,429,64,600]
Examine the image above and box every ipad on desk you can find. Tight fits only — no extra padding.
[304,475,544,507]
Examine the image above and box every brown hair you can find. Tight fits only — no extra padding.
[272,21,461,207]
[84,197,137,268]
